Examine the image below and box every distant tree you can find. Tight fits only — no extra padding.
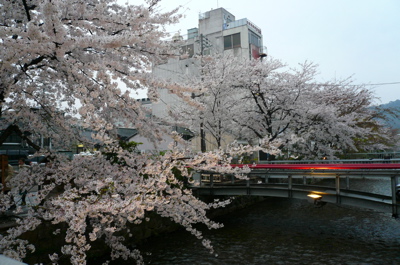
[306,79,396,155]
[236,59,394,159]
[0,1,253,264]
[183,56,394,159]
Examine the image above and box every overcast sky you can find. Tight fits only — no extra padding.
[146,0,400,105]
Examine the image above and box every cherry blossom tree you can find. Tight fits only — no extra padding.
[235,58,393,159]
[0,1,254,264]
[180,55,394,159]
[172,54,248,151]
[293,78,395,158]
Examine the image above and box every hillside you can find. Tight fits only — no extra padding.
[378,99,400,129]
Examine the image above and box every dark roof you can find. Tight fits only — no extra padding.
[174,126,194,136]
[117,128,138,141]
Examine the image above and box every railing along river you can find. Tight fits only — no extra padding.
[192,160,400,218]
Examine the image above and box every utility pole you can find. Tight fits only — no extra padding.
[198,34,211,152]
[191,34,212,152]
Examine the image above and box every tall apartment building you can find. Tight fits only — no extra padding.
[152,7,265,119]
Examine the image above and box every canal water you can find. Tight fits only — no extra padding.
[137,178,400,264]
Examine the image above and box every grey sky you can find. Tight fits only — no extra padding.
[155,0,400,105]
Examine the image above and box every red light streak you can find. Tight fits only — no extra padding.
[231,164,400,170]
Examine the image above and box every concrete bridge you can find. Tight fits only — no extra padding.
[191,161,400,218]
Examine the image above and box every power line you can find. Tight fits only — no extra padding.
[313,81,400,88]
[154,58,400,88]
[364,82,400,86]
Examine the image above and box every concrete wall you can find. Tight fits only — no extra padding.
[199,8,236,36]
[152,58,200,120]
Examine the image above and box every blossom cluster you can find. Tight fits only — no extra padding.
[172,55,395,159]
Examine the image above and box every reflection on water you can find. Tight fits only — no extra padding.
[138,179,400,265]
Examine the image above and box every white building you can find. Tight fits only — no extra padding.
[139,7,265,152]
[152,7,265,120]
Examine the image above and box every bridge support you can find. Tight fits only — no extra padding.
[391,176,398,218]
[264,174,269,184]
[336,174,341,204]
[209,174,214,196]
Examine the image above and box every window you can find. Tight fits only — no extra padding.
[224,33,241,50]
[232,33,241,48]
[249,30,261,48]
[181,44,194,57]
[224,35,232,50]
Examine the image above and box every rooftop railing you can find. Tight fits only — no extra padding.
[223,18,262,35]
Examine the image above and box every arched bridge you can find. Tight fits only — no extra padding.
[191,162,400,218]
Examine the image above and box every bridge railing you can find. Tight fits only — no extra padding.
[259,158,400,164]
[192,164,400,217]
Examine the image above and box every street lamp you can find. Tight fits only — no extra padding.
[307,192,327,207]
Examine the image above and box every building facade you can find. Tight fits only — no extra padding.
[152,7,265,119]
[149,7,265,152]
